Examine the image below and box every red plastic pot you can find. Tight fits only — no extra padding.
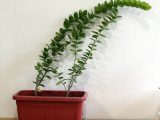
[13,90,87,120]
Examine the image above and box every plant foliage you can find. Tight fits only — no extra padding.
[33,0,151,96]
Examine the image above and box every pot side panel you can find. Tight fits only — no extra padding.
[16,101,83,120]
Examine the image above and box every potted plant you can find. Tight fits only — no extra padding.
[13,0,151,120]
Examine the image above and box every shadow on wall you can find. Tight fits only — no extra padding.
[119,7,150,30]
[72,7,156,119]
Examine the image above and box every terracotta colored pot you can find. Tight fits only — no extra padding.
[13,90,87,120]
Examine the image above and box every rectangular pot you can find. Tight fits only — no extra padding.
[13,90,87,120]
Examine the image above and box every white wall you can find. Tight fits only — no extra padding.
[0,0,160,119]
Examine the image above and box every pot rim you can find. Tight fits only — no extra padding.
[13,90,87,102]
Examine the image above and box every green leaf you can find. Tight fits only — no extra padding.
[33,81,37,84]
[58,72,63,76]
[110,0,114,5]
[88,45,92,49]
[77,41,83,44]
[74,12,79,19]
[77,49,83,52]
[78,60,84,64]
[83,53,88,57]
[94,15,101,18]
[63,19,70,28]
[57,52,63,55]
[71,44,76,47]
[111,19,116,23]
[79,10,83,17]
[90,38,95,41]
[97,40,102,43]
[51,69,57,74]
[109,13,116,19]
[70,49,75,52]
[84,26,90,29]
[59,28,66,34]
[100,34,106,38]
[68,69,73,71]
[102,21,107,26]
[53,59,58,61]
[103,18,109,23]
[44,48,48,52]
[83,10,87,15]
[69,15,74,22]
[76,23,83,30]
[39,84,45,87]
[39,55,45,59]
[68,35,72,40]
[59,77,63,79]
[45,75,51,79]
[56,32,61,37]
[98,29,103,32]
[92,35,98,38]
[47,59,52,64]
[56,81,62,85]
[89,21,94,24]
[93,48,97,50]
[43,67,49,72]
[91,31,98,34]
[34,66,39,70]
[37,62,41,67]
[79,32,85,37]
[105,28,109,30]
[43,52,48,58]
[99,25,104,29]
[89,56,93,59]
